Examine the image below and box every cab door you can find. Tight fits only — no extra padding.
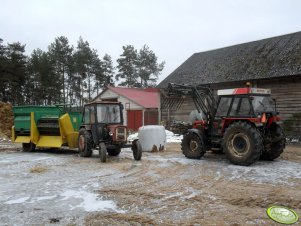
[211,96,233,137]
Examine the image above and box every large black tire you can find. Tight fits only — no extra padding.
[78,128,93,157]
[261,124,285,161]
[22,142,36,152]
[223,122,263,166]
[132,140,142,161]
[181,132,206,159]
[107,148,121,156]
[99,142,107,162]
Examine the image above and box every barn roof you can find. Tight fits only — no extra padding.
[97,86,160,108]
[158,31,301,88]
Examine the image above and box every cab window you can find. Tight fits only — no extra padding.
[215,97,232,117]
[229,97,240,116]
[84,107,90,123]
[83,106,95,123]
[237,97,252,116]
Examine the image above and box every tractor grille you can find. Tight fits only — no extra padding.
[116,127,126,141]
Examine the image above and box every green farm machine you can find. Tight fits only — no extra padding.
[12,105,82,151]
[12,102,142,162]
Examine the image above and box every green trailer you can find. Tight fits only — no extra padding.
[12,105,82,151]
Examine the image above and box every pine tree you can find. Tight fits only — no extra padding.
[74,37,102,103]
[91,49,103,97]
[48,36,74,105]
[5,42,27,104]
[27,49,59,105]
[137,45,165,87]
[116,45,165,88]
[102,54,115,87]
[116,45,138,87]
[0,38,9,102]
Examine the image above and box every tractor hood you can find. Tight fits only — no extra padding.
[107,125,127,142]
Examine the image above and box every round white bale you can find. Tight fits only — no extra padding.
[138,125,166,152]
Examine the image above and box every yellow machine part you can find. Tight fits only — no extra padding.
[30,112,40,144]
[59,113,79,149]
[15,136,31,143]
[36,136,63,148]
[13,113,39,144]
[11,126,15,142]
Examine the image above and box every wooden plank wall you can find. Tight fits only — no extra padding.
[160,76,301,135]
[258,76,301,134]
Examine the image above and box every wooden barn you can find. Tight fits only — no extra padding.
[94,86,160,131]
[158,31,301,135]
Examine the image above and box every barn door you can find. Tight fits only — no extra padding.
[127,110,143,131]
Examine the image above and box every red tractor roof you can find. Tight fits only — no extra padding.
[217,87,271,96]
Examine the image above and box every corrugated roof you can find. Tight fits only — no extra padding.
[106,86,160,108]
[158,31,301,88]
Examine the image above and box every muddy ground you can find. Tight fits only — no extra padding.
[0,141,300,226]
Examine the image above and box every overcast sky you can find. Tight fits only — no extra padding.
[1,0,301,83]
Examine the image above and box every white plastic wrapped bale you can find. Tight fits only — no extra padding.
[138,125,166,152]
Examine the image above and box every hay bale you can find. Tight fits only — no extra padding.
[0,102,13,138]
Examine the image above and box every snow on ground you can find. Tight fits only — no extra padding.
[165,130,183,143]
[127,129,183,143]
[0,151,123,225]
[1,138,300,225]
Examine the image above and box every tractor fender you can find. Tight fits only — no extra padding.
[187,128,206,142]
[79,124,91,131]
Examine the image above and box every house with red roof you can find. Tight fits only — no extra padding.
[94,86,160,131]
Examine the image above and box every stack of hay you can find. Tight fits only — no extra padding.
[0,102,13,138]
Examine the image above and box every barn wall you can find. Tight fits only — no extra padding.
[144,109,159,125]
[258,76,301,134]
[160,76,301,135]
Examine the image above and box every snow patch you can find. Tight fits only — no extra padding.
[128,129,183,143]
[36,195,57,201]
[61,190,122,212]
[5,197,30,204]
[127,133,138,142]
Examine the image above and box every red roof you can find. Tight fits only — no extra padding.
[107,86,160,108]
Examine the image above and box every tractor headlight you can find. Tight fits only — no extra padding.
[109,131,113,136]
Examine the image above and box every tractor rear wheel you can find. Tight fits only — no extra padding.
[181,132,206,159]
[99,142,107,162]
[22,142,36,152]
[78,128,93,157]
[107,148,121,156]
[261,124,285,161]
[223,122,263,166]
[132,139,142,161]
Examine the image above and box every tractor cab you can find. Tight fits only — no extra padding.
[78,101,142,162]
[81,101,126,146]
[213,87,281,133]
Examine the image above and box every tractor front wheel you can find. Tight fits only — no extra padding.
[132,139,142,161]
[22,142,36,152]
[99,142,107,163]
[223,122,263,166]
[78,128,93,157]
[181,132,206,159]
[261,124,285,161]
[107,148,121,156]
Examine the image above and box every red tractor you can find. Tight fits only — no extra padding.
[78,101,142,162]
[167,83,285,166]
